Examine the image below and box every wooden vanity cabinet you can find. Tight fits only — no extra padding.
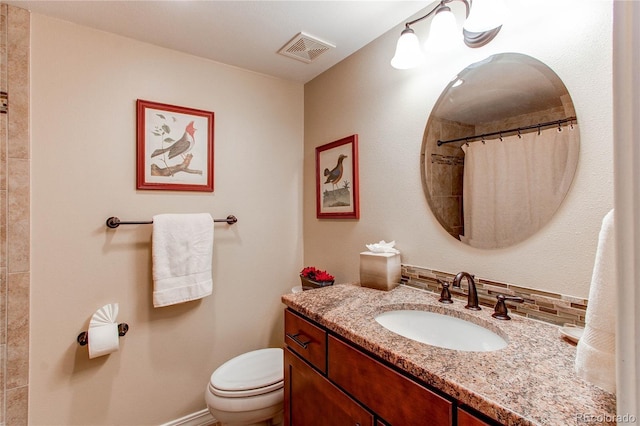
[284,308,499,426]
[284,309,373,425]
[285,348,374,426]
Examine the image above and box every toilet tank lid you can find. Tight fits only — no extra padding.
[210,348,283,391]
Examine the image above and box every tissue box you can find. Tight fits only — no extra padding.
[359,251,401,291]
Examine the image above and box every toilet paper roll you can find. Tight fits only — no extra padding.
[88,303,120,359]
[88,323,120,359]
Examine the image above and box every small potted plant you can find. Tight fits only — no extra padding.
[300,266,335,291]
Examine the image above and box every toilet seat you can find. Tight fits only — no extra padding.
[209,348,283,398]
[209,380,283,398]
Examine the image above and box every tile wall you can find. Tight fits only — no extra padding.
[422,116,470,239]
[0,4,29,425]
[401,264,589,327]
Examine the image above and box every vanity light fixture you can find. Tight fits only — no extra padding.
[391,0,504,69]
[451,78,464,88]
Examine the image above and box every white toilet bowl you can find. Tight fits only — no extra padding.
[205,348,284,426]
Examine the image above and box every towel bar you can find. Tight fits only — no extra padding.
[77,323,129,346]
[106,215,237,228]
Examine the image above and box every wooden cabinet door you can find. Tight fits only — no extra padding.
[284,348,374,426]
[328,336,453,426]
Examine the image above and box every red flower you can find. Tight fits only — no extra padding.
[300,266,334,282]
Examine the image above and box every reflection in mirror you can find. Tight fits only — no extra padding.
[421,53,579,249]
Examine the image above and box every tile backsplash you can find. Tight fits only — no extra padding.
[401,264,588,327]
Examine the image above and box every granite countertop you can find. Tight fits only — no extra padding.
[281,283,616,426]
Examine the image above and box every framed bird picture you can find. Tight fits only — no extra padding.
[315,135,359,219]
[136,99,214,191]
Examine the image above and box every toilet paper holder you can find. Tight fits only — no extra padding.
[77,323,129,346]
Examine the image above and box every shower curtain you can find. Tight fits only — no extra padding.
[460,124,579,249]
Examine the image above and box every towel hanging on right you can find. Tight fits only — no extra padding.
[575,209,616,393]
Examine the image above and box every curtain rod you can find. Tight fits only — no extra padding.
[437,116,577,146]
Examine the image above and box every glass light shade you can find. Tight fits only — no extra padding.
[463,0,506,33]
[390,28,425,69]
[423,7,463,52]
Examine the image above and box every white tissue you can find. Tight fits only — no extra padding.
[88,303,120,359]
[365,240,400,254]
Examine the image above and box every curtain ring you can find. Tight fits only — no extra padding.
[481,135,485,144]
[517,129,522,139]
[537,125,541,136]
[465,138,469,147]
[558,121,562,132]
[499,132,503,141]
[570,119,574,129]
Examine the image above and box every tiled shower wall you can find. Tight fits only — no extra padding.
[423,116,470,239]
[0,4,30,425]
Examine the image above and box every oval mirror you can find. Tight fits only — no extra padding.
[421,53,579,249]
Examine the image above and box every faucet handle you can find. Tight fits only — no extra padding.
[437,279,453,304]
[492,294,524,320]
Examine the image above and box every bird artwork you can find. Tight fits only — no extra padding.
[149,120,204,177]
[151,121,196,159]
[322,154,351,208]
[324,154,348,191]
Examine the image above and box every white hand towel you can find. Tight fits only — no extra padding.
[152,213,214,308]
[575,209,616,393]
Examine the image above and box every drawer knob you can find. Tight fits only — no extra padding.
[286,332,311,349]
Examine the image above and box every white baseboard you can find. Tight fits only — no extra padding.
[160,408,217,426]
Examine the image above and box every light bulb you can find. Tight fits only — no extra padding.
[423,6,463,53]
[390,28,425,69]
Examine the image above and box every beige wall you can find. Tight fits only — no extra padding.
[22,0,618,423]
[29,15,303,425]
[304,0,613,299]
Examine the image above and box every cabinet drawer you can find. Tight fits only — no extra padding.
[328,336,453,426]
[284,309,327,373]
[457,407,494,426]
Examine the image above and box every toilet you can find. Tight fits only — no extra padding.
[205,348,284,426]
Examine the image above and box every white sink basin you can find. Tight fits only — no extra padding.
[375,309,507,352]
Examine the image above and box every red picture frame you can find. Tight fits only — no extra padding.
[315,135,360,219]
[136,99,214,191]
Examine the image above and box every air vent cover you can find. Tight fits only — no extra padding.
[278,32,335,63]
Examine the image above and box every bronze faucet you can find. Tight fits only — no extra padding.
[492,294,525,320]
[452,272,481,311]
[437,279,453,304]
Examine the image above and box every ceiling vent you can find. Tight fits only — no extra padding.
[278,32,335,64]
